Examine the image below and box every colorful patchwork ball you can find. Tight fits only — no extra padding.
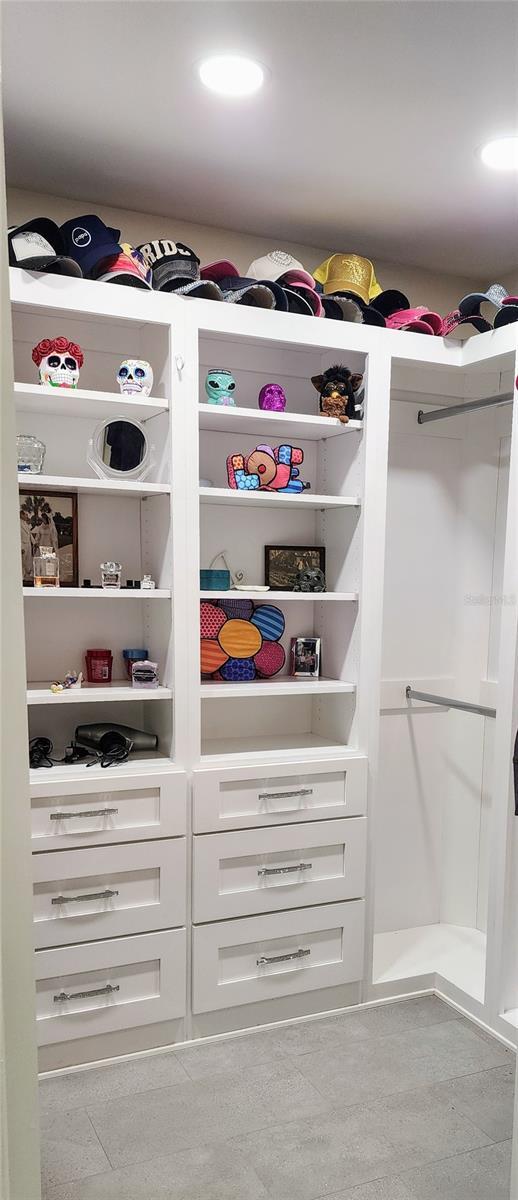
[200,599,285,680]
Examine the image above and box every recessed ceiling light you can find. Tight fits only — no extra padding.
[198,55,265,97]
[480,136,518,170]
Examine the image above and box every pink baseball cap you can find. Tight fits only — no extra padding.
[283,281,323,317]
[278,266,318,291]
[201,260,240,282]
[387,307,443,335]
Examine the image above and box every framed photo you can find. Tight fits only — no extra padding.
[265,545,326,591]
[290,636,321,678]
[19,489,78,587]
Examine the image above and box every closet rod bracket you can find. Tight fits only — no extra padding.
[405,686,496,719]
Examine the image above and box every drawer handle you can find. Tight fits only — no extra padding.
[257,948,311,967]
[258,788,313,802]
[51,889,119,906]
[257,862,313,877]
[54,983,120,1003]
[50,808,119,820]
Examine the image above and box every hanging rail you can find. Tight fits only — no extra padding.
[405,686,496,719]
[417,391,513,425]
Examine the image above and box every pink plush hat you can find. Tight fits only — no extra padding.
[387,307,443,335]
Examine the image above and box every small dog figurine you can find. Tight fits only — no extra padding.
[311,365,364,424]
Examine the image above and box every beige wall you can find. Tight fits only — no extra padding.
[7,187,475,317]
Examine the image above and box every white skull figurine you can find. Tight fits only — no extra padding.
[117,359,154,397]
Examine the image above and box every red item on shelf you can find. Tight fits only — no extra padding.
[85,648,113,684]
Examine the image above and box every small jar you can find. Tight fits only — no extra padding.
[100,561,122,589]
[17,434,46,474]
[141,574,156,590]
[33,545,59,588]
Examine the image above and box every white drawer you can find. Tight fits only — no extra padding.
[192,900,365,1013]
[32,840,186,949]
[192,757,367,833]
[35,929,186,1045]
[30,768,187,851]
[193,818,367,922]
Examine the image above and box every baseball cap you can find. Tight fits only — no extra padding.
[60,215,122,276]
[216,276,277,309]
[201,261,290,311]
[284,282,323,317]
[313,254,382,304]
[386,306,443,335]
[8,218,82,276]
[247,251,315,289]
[135,238,219,296]
[441,310,492,336]
[494,305,518,328]
[94,244,152,289]
[458,283,508,318]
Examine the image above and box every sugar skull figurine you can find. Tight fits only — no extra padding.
[258,383,286,412]
[117,359,153,396]
[32,336,84,389]
[311,364,364,423]
[226,443,309,494]
[293,567,326,592]
[205,368,237,406]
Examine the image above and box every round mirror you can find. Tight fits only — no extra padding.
[88,418,152,481]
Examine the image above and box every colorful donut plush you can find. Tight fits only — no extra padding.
[226,444,309,493]
[200,599,286,680]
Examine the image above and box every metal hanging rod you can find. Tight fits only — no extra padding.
[417,392,513,425]
[406,686,496,719]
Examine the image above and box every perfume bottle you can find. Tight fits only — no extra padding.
[100,562,122,589]
[141,574,156,590]
[33,546,59,588]
[17,434,46,474]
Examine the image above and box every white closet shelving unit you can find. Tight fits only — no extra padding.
[10,269,518,1071]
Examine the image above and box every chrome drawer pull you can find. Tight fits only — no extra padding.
[258,788,313,802]
[50,808,119,820]
[257,862,313,877]
[51,889,119,905]
[257,948,311,966]
[54,983,120,1003]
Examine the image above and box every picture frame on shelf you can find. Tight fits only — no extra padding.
[19,488,78,586]
[290,636,321,678]
[265,545,326,591]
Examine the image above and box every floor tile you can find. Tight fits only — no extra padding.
[295,1017,510,1107]
[43,1142,269,1200]
[353,996,458,1039]
[86,1060,330,1170]
[235,1086,491,1200]
[398,1139,512,1199]
[268,1011,374,1056]
[40,1108,110,1195]
[174,1027,286,1080]
[320,1179,413,1200]
[40,1053,190,1112]
[422,1063,515,1141]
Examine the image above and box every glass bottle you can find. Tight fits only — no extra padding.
[100,561,122,589]
[33,546,59,588]
[17,434,46,474]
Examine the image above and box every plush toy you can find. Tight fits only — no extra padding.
[311,365,364,423]
[200,599,286,680]
[226,444,310,493]
[205,368,237,406]
[258,383,287,411]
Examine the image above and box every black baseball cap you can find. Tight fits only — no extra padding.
[60,215,122,276]
[136,239,206,292]
[8,218,82,276]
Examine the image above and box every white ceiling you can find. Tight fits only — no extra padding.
[3,0,518,278]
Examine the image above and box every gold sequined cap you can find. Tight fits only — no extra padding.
[313,254,382,304]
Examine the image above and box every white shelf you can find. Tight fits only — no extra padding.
[199,487,360,510]
[501,1009,518,1029]
[27,682,173,705]
[15,383,168,421]
[201,677,355,699]
[373,923,486,1003]
[23,587,171,599]
[18,473,170,498]
[198,403,362,441]
[29,752,177,787]
[200,589,357,602]
[200,733,357,763]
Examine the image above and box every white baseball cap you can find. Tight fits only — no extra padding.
[247,250,315,290]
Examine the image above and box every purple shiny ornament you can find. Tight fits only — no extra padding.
[258,383,287,412]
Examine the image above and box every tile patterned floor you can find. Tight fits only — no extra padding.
[39,997,515,1200]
